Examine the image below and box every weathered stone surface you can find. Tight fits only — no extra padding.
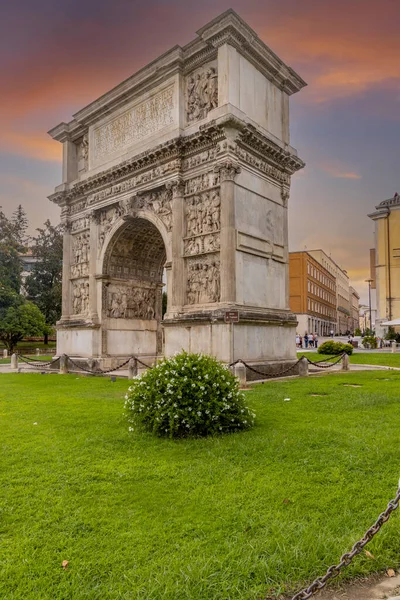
[48,10,305,364]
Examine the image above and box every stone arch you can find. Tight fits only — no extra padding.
[101,215,169,357]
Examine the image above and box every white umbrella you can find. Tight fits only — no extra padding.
[381,318,400,326]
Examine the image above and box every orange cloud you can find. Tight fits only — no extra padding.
[320,163,362,180]
[1,131,62,162]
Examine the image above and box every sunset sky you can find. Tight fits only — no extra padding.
[1,0,399,303]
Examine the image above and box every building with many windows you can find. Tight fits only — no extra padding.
[368,193,400,335]
[307,249,351,334]
[289,249,360,336]
[350,286,360,333]
[289,251,337,336]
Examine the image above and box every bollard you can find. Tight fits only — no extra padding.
[3,349,8,358]
[391,341,397,354]
[128,358,138,379]
[234,361,247,387]
[11,353,18,369]
[59,354,69,375]
[298,356,309,377]
[35,348,40,356]
[342,353,350,371]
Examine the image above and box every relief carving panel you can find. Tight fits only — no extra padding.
[72,279,90,316]
[186,63,218,124]
[71,232,90,278]
[187,257,220,305]
[106,284,157,320]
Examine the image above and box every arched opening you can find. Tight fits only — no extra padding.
[102,217,167,357]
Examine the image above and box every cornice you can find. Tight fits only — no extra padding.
[48,116,303,210]
[238,123,305,174]
[48,10,305,143]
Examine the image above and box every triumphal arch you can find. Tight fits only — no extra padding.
[48,10,306,368]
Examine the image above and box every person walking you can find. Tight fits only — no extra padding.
[314,333,318,348]
[304,333,309,349]
[296,334,300,348]
[330,329,334,338]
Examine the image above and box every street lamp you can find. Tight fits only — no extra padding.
[365,279,373,333]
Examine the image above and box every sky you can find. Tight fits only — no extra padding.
[1,0,399,303]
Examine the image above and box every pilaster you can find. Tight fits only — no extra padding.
[60,222,72,321]
[169,179,185,309]
[215,160,241,303]
[89,211,100,323]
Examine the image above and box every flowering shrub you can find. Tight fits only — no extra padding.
[124,351,256,438]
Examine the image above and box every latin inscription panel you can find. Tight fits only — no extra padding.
[91,84,176,167]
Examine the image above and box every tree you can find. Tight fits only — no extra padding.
[0,207,22,293]
[11,204,30,248]
[25,220,63,342]
[0,297,47,354]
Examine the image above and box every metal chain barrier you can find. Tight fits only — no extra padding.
[306,354,345,369]
[18,354,60,368]
[289,483,400,600]
[66,355,154,375]
[229,358,303,379]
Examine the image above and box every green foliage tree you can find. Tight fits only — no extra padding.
[25,220,63,342]
[11,204,30,247]
[0,298,47,354]
[0,207,22,293]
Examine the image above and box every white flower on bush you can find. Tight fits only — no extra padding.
[124,351,255,438]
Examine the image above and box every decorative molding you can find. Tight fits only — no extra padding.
[237,231,284,262]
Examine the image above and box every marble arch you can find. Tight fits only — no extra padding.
[49,10,306,370]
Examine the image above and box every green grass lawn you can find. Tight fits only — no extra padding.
[298,351,400,368]
[1,372,400,600]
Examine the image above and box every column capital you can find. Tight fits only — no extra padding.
[166,178,185,198]
[214,160,241,182]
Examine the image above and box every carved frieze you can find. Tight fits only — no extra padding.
[70,200,87,215]
[187,257,220,305]
[185,189,220,237]
[93,85,175,162]
[71,233,90,278]
[184,170,220,195]
[71,216,90,232]
[184,233,220,256]
[86,159,181,206]
[233,145,290,184]
[72,280,89,316]
[106,284,157,320]
[186,63,218,124]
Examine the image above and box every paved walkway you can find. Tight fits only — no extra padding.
[314,572,400,600]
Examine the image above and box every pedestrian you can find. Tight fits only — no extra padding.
[299,335,303,348]
[314,333,318,348]
[309,333,314,348]
[330,329,334,338]
[296,334,300,348]
[304,333,309,349]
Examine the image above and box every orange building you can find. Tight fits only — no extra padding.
[289,251,337,336]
